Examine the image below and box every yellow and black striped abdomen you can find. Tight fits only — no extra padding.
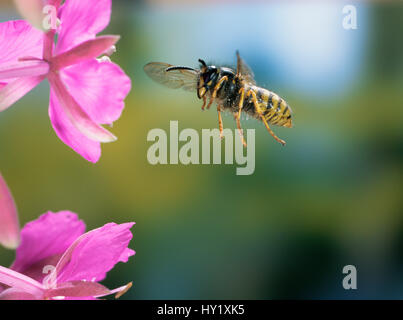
[257,88,293,128]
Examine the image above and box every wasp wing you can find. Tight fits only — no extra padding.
[144,62,199,92]
[236,51,256,85]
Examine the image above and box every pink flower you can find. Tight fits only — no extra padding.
[0,173,20,250]
[0,211,135,300]
[0,0,131,162]
[0,212,135,300]
[0,174,135,300]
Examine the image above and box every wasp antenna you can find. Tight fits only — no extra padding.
[198,59,207,67]
[166,66,196,72]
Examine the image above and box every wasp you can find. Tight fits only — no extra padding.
[144,51,293,146]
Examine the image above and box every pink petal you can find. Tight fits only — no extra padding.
[0,172,19,249]
[45,280,110,299]
[52,36,120,70]
[60,59,131,124]
[55,222,135,283]
[0,20,43,64]
[0,60,49,80]
[48,87,101,162]
[0,266,44,298]
[48,73,117,143]
[48,0,63,7]
[56,282,132,300]
[60,296,96,300]
[56,0,111,54]
[11,211,85,283]
[0,76,45,112]
[119,248,136,263]
[0,287,38,300]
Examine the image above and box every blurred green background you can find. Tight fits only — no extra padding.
[1,0,403,299]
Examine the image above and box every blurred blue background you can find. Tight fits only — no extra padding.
[0,0,403,299]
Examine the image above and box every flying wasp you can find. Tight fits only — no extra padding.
[144,51,293,146]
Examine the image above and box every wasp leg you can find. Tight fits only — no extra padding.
[206,76,228,110]
[201,95,207,111]
[247,90,286,146]
[217,105,224,139]
[206,97,214,110]
[236,87,247,147]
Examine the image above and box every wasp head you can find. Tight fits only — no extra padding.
[197,59,218,99]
